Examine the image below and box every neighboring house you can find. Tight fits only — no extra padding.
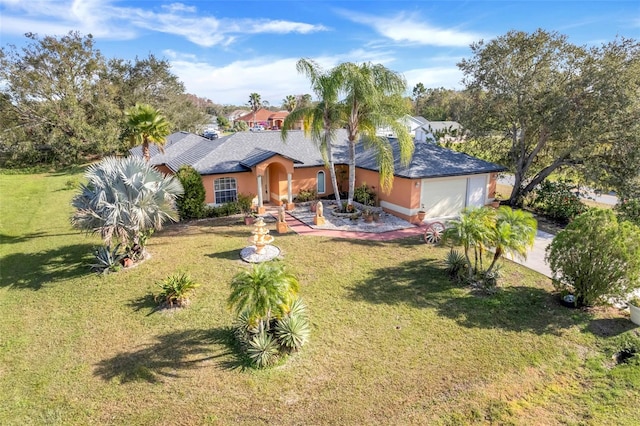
[377,115,464,144]
[235,108,291,130]
[131,130,504,222]
[227,109,251,123]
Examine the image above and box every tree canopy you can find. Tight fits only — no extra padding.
[458,29,640,203]
[0,31,208,166]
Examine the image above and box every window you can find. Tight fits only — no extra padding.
[317,171,326,194]
[214,177,237,204]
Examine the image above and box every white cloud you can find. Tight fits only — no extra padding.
[403,67,465,91]
[169,49,401,105]
[339,10,483,47]
[0,0,328,47]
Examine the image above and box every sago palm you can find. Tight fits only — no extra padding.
[334,62,414,205]
[125,103,171,162]
[71,156,183,247]
[282,58,343,203]
[228,262,300,328]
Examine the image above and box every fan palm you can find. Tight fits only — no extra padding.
[485,206,537,275]
[282,58,343,203]
[125,103,171,162]
[228,262,300,329]
[333,62,414,205]
[282,95,297,112]
[71,156,183,247]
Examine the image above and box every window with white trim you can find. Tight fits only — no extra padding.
[214,177,237,204]
[317,171,326,194]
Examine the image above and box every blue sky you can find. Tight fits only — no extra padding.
[1,1,638,106]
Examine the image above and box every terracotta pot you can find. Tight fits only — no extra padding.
[244,216,255,225]
[123,257,134,268]
[417,211,426,222]
[286,202,295,211]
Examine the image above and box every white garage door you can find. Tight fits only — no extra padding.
[421,178,467,218]
[466,175,487,208]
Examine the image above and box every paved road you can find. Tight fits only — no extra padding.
[497,175,618,206]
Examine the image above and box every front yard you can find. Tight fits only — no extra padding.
[0,171,638,425]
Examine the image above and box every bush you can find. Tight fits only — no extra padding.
[445,249,467,283]
[294,188,317,202]
[89,243,125,275]
[176,165,206,219]
[155,271,200,308]
[614,197,640,227]
[353,183,376,206]
[546,209,640,307]
[204,201,241,217]
[237,193,254,215]
[531,180,587,223]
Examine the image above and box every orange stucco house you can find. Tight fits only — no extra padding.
[235,108,290,130]
[132,129,504,223]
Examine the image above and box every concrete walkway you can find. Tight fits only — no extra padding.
[505,230,554,278]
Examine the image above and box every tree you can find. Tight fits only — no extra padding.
[71,156,183,249]
[334,62,414,205]
[282,95,297,112]
[0,31,121,165]
[458,30,640,205]
[295,94,313,110]
[175,165,206,219]
[228,262,300,328]
[485,207,537,275]
[247,93,267,127]
[412,82,426,114]
[107,54,208,132]
[282,59,343,204]
[546,209,640,307]
[216,115,230,130]
[124,103,171,162]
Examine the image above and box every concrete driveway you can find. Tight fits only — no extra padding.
[506,230,554,278]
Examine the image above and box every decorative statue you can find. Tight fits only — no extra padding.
[316,201,324,218]
[278,205,286,223]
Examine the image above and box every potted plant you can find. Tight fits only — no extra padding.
[629,296,640,326]
[417,210,426,222]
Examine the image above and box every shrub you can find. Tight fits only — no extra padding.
[247,331,280,368]
[155,272,200,308]
[89,243,125,274]
[546,209,640,307]
[294,188,317,202]
[531,180,587,223]
[614,197,640,228]
[275,314,310,351]
[445,249,467,283]
[176,165,206,219]
[204,201,242,218]
[353,183,376,206]
[237,193,254,215]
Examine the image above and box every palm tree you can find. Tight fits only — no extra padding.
[333,62,414,206]
[443,207,495,279]
[71,156,184,248]
[282,95,297,112]
[282,59,343,203]
[228,262,300,328]
[125,103,171,162]
[248,93,268,128]
[485,206,537,275]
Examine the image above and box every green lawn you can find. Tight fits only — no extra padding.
[1,171,638,425]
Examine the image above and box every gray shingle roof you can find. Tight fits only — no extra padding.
[132,130,505,178]
[356,139,505,179]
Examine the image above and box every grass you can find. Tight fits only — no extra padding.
[1,171,639,425]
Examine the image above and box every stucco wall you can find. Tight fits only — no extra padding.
[355,168,418,221]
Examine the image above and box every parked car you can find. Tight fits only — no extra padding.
[249,125,264,132]
[202,131,219,140]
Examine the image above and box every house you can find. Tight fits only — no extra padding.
[132,130,504,222]
[377,115,464,144]
[235,108,291,130]
[226,109,250,123]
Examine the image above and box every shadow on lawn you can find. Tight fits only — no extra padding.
[94,328,248,383]
[0,243,95,290]
[349,258,583,335]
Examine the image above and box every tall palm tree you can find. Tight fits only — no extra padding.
[485,206,537,275]
[282,95,297,112]
[334,62,414,206]
[282,59,343,203]
[228,262,300,328]
[248,92,267,128]
[71,156,183,247]
[124,103,171,162]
